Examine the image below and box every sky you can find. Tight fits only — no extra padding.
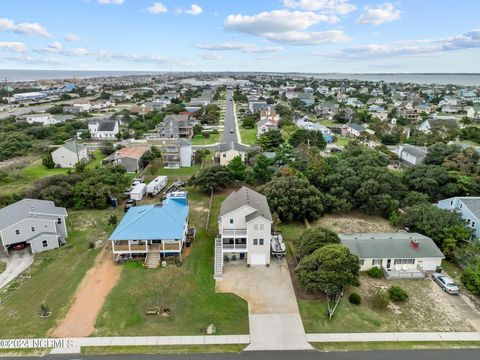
[0,0,480,73]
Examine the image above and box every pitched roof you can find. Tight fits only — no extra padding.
[218,142,250,153]
[62,140,84,154]
[349,123,366,132]
[219,186,272,222]
[0,199,67,230]
[109,196,188,241]
[402,144,427,158]
[95,120,117,132]
[340,232,444,259]
[459,197,480,219]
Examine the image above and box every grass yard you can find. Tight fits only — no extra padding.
[93,187,249,336]
[147,160,202,182]
[82,344,246,356]
[334,135,350,147]
[239,126,257,145]
[86,150,107,169]
[0,210,112,338]
[276,222,306,242]
[298,274,472,333]
[310,212,396,233]
[319,119,337,127]
[312,341,480,352]
[21,161,70,179]
[0,260,6,274]
[191,132,220,145]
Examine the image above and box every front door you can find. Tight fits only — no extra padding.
[386,259,391,269]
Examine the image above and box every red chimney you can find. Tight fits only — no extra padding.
[410,240,420,250]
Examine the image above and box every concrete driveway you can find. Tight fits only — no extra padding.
[216,260,312,351]
[0,250,34,289]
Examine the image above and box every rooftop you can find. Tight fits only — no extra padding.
[0,199,67,230]
[220,186,272,222]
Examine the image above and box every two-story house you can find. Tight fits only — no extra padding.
[395,144,428,166]
[0,199,68,255]
[51,140,89,168]
[88,119,120,140]
[158,115,193,168]
[437,197,480,239]
[214,187,272,279]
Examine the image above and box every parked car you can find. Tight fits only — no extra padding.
[230,128,234,133]
[124,199,137,212]
[10,242,27,251]
[432,273,459,294]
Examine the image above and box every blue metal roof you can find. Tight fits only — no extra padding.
[109,197,188,241]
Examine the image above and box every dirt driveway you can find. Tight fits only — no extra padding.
[51,248,122,338]
[216,260,312,351]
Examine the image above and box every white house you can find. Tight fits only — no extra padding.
[395,144,428,166]
[0,199,68,255]
[88,119,120,140]
[216,142,249,166]
[215,187,273,279]
[437,197,480,239]
[340,232,444,279]
[51,140,89,168]
[256,118,278,137]
[24,113,59,126]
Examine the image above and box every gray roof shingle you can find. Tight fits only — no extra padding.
[0,199,67,230]
[220,186,272,222]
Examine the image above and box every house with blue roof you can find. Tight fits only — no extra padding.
[110,192,189,267]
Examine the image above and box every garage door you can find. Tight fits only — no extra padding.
[250,254,266,266]
[418,259,440,271]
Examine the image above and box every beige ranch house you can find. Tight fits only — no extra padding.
[340,232,444,279]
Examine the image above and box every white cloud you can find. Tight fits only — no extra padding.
[0,41,27,52]
[196,42,283,53]
[357,3,401,26]
[147,2,168,14]
[224,9,348,45]
[317,29,480,59]
[49,41,63,50]
[185,4,203,16]
[64,48,90,56]
[64,33,81,42]
[282,0,356,14]
[200,53,221,60]
[98,0,125,4]
[0,17,51,37]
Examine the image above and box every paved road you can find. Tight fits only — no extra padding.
[221,89,238,144]
[14,349,480,360]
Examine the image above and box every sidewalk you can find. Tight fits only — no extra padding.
[306,332,480,343]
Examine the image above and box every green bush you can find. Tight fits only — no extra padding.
[461,262,480,295]
[370,287,389,309]
[367,266,383,278]
[388,285,409,302]
[349,292,361,305]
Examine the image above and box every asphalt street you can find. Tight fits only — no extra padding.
[16,349,480,360]
[221,89,238,144]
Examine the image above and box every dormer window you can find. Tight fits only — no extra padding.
[57,218,62,224]
[31,226,35,232]
[229,219,234,224]
[15,229,20,235]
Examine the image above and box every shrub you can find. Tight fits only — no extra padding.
[107,213,118,226]
[388,285,409,302]
[367,266,383,278]
[349,292,361,305]
[370,287,389,309]
[461,262,480,295]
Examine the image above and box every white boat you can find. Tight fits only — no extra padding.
[271,232,286,258]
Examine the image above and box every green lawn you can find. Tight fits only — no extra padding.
[147,160,202,182]
[334,135,350,147]
[93,187,249,336]
[0,210,111,338]
[276,222,306,242]
[312,341,480,352]
[82,345,246,356]
[191,132,220,145]
[239,126,257,145]
[86,150,107,169]
[319,119,337,127]
[21,160,69,179]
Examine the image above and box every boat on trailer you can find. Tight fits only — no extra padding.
[271,232,286,259]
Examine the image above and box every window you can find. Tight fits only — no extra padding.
[259,224,264,231]
[253,239,258,246]
[223,154,226,158]
[15,229,20,235]
[229,219,234,224]
[372,259,382,266]
[359,259,364,265]
[450,200,453,206]
[31,226,35,232]
[394,259,415,265]
[472,222,476,228]
[259,239,264,246]
[57,218,62,224]
[42,240,48,248]
[254,224,258,231]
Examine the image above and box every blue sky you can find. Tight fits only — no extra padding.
[1,0,479,72]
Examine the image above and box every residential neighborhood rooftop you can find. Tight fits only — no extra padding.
[220,186,272,222]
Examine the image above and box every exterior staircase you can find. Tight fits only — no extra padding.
[145,251,160,268]
[214,236,223,279]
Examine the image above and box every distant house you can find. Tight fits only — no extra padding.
[103,146,150,172]
[418,118,458,134]
[259,108,279,122]
[297,93,315,106]
[256,118,278,137]
[215,187,273,278]
[109,192,189,267]
[343,123,366,138]
[248,101,269,114]
[437,197,480,239]
[88,120,120,140]
[314,102,339,117]
[24,113,59,126]
[161,138,192,169]
[395,144,428,166]
[0,199,68,255]
[294,117,333,142]
[51,140,89,168]
[340,232,444,279]
[158,114,195,140]
[216,142,249,166]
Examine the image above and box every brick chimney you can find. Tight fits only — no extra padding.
[410,239,420,250]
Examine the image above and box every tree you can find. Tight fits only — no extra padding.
[461,261,480,295]
[296,227,340,259]
[252,154,274,183]
[424,143,461,165]
[242,115,256,129]
[190,166,234,192]
[100,142,116,156]
[79,130,91,140]
[399,204,474,255]
[227,156,246,181]
[258,129,284,151]
[295,244,360,293]
[259,175,325,222]
[289,129,326,150]
[42,153,55,169]
[403,165,453,199]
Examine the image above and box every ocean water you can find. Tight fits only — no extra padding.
[1,69,480,86]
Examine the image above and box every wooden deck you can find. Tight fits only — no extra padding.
[113,241,180,253]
